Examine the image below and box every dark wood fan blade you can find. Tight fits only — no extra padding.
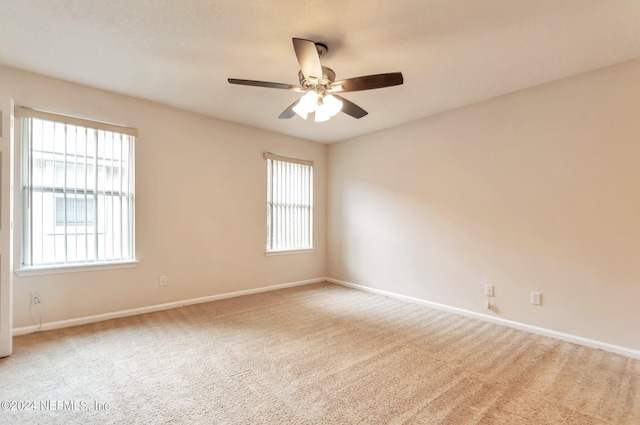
[278,99,300,119]
[334,95,368,119]
[292,38,323,81]
[228,79,300,91]
[332,72,404,92]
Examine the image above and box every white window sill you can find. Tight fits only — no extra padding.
[265,248,316,256]
[15,260,139,277]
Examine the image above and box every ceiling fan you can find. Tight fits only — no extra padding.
[228,38,404,122]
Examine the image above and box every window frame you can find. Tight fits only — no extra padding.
[15,106,137,274]
[264,152,314,254]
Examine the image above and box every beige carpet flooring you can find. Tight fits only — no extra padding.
[1,282,638,424]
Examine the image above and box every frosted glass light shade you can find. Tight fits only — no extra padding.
[323,94,343,117]
[292,103,309,120]
[293,91,319,119]
[314,108,331,122]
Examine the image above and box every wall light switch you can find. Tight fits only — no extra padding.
[484,284,494,297]
[531,291,541,305]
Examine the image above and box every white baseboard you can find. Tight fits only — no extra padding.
[326,278,640,360]
[13,278,325,336]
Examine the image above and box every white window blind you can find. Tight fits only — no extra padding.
[17,107,136,267]
[265,153,313,252]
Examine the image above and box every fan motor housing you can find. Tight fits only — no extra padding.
[298,66,336,90]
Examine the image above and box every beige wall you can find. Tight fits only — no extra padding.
[3,57,639,353]
[0,65,327,328]
[327,58,640,351]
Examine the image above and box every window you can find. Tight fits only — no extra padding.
[265,153,313,252]
[17,107,136,267]
[55,196,96,226]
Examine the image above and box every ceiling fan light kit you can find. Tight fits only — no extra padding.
[228,38,404,122]
[293,91,343,122]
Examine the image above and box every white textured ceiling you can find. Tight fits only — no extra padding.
[1,1,639,143]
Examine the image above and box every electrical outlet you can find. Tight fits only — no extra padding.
[531,291,541,305]
[30,291,40,305]
[159,276,167,287]
[484,284,494,297]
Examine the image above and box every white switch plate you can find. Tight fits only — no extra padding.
[159,276,168,287]
[484,284,494,297]
[531,291,541,305]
